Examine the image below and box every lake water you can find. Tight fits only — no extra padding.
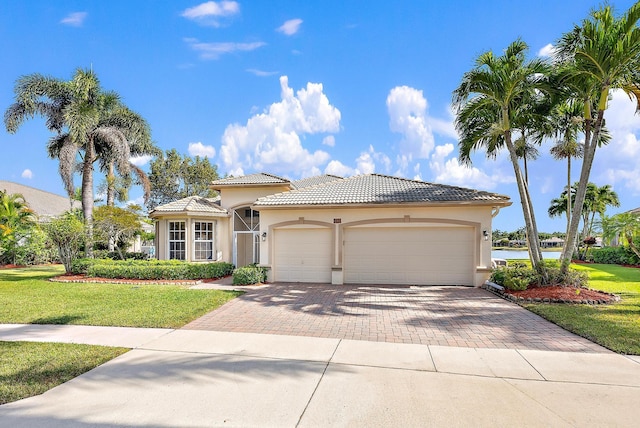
[491,250,561,260]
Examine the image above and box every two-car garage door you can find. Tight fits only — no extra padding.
[343,227,474,285]
[272,225,475,285]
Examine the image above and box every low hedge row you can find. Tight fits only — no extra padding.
[591,246,640,265]
[232,265,268,285]
[71,258,234,280]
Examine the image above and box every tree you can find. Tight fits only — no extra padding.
[93,205,142,259]
[43,212,85,273]
[554,2,640,274]
[453,39,551,271]
[0,191,37,265]
[146,149,220,211]
[601,212,640,258]
[4,68,153,257]
[549,100,584,245]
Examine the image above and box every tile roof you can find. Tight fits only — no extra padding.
[254,174,511,207]
[291,174,343,189]
[211,173,290,187]
[149,196,227,216]
[0,181,80,219]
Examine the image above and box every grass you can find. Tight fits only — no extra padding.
[0,266,241,328]
[523,263,640,355]
[0,341,128,404]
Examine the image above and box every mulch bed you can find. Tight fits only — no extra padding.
[50,274,202,286]
[504,285,619,304]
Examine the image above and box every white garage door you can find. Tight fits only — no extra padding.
[344,226,475,285]
[273,228,332,283]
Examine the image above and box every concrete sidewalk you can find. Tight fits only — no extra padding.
[1,325,640,427]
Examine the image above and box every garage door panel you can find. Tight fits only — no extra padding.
[274,228,332,283]
[344,227,474,286]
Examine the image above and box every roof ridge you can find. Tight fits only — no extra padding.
[259,172,290,182]
[0,180,71,199]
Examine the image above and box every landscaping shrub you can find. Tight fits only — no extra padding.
[490,263,535,291]
[71,258,94,275]
[490,260,589,290]
[93,250,148,260]
[83,259,234,280]
[233,265,267,285]
[591,246,640,265]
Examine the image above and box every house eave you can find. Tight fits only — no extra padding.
[252,200,512,210]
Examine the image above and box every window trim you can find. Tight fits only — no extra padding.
[167,221,186,260]
[192,221,216,261]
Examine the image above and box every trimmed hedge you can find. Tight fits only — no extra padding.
[591,246,640,265]
[71,259,234,280]
[233,265,267,285]
[92,250,148,260]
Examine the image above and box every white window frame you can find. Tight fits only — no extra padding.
[193,221,215,261]
[168,221,186,260]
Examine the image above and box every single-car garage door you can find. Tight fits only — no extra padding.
[273,227,332,283]
[344,226,475,285]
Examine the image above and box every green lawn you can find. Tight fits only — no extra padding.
[0,266,241,328]
[523,263,640,355]
[0,341,127,404]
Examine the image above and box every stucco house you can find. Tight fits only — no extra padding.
[149,173,511,286]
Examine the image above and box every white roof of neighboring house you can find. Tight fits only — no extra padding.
[541,237,565,243]
[0,180,79,219]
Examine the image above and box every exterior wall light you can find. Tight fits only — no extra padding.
[483,230,489,241]
[261,232,267,241]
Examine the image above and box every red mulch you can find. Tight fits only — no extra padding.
[505,285,617,303]
[0,264,27,269]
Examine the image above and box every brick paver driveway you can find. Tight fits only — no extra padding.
[185,284,606,352]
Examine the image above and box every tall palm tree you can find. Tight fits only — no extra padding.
[453,39,551,270]
[4,68,154,256]
[554,2,640,274]
[549,101,584,243]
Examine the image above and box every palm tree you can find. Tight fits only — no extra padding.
[602,212,640,258]
[549,101,584,241]
[453,39,551,270]
[4,68,154,256]
[554,2,640,274]
[0,191,37,264]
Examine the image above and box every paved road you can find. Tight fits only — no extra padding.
[186,283,605,352]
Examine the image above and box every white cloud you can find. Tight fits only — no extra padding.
[129,155,153,166]
[325,160,353,176]
[188,142,216,158]
[386,86,435,162]
[21,169,33,179]
[277,18,303,36]
[181,1,239,26]
[428,144,515,190]
[60,12,87,27]
[322,135,335,147]
[355,145,391,175]
[219,76,341,177]
[246,69,279,77]
[184,38,265,60]
[538,43,555,57]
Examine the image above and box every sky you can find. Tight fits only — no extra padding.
[1,0,639,233]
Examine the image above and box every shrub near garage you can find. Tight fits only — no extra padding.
[233,265,267,285]
[490,260,588,291]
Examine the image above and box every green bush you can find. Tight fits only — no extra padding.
[591,246,640,265]
[491,263,536,291]
[83,259,234,280]
[233,265,267,285]
[13,227,57,266]
[71,258,94,275]
[93,250,148,260]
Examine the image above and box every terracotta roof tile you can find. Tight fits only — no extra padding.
[150,196,227,216]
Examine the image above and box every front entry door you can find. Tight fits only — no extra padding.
[233,231,260,267]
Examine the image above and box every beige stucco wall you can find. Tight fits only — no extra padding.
[154,214,230,263]
[258,205,497,286]
[217,186,291,211]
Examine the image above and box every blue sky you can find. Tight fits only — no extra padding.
[1,0,639,233]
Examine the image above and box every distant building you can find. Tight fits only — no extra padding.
[0,181,80,221]
[541,237,564,248]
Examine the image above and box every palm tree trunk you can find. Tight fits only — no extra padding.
[504,132,543,269]
[566,157,572,246]
[82,137,96,258]
[107,161,116,207]
[560,109,604,274]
